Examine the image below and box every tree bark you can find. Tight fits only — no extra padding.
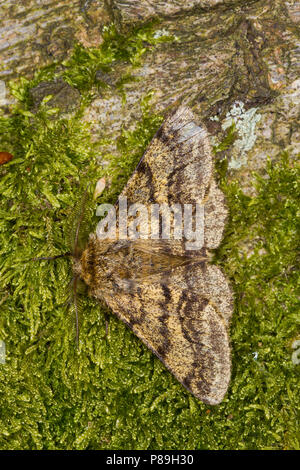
[0,0,299,188]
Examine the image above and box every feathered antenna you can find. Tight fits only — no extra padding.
[31,252,72,261]
[32,184,92,348]
[64,184,93,260]
[73,275,79,348]
[64,184,93,348]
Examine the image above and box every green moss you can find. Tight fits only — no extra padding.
[0,23,299,450]
[213,123,237,154]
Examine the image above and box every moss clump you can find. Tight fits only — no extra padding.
[0,23,299,450]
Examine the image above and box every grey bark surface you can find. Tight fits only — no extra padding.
[0,0,299,189]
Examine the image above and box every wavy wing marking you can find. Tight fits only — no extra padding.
[102,261,232,405]
[84,106,234,404]
[120,105,213,206]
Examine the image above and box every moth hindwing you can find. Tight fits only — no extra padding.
[78,106,233,405]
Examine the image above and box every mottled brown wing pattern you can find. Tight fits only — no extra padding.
[103,284,231,405]
[79,105,234,404]
[118,105,228,253]
[120,106,213,205]
[203,178,228,249]
[90,240,232,404]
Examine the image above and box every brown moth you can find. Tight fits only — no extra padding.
[74,105,233,405]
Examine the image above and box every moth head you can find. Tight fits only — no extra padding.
[76,247,90,285]
[76,233,97,287]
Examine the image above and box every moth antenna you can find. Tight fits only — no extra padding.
[73,275,80,349]
[31,252,72,261]
[104,310,110,339]
[63,274,86,349]
[73,184,90,259]
[30,185,92,350]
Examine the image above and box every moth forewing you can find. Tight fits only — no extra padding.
[78,105,233,405]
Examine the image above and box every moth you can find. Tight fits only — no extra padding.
[69,105,234,405]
